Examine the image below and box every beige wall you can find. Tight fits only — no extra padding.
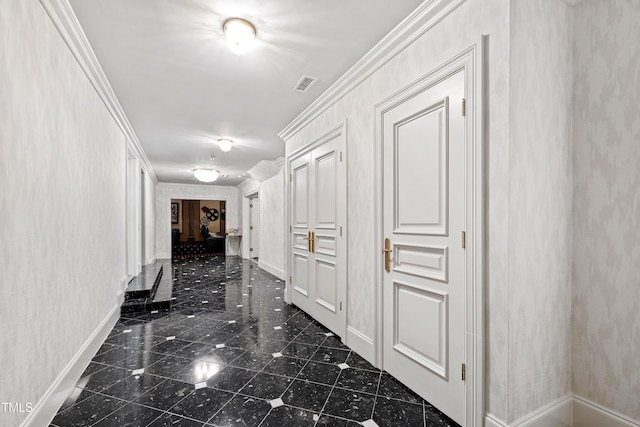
[572,0,640,420]
[0,1,126,425]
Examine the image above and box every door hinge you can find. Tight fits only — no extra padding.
[289,225,292,233]
[250,226,254,230]
[290,173,292,182]
[461,231,466,249]
[340,151,343,162]
[461,363,466,381]
[340,301,342,311]
[462,98,466,116]
[289,275,292,283]
[250,248,253,251]
[340,226,342,236]
[250,204,253,208]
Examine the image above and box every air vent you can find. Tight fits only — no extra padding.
[293,75,318,92]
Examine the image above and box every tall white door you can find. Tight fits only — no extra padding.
[250,197,260,259]
[382,70,466,424]
[290,133,344,335]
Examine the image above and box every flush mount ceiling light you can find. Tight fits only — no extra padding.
[223,18,256,55]
[218,138,234,152]
[193,168,220,183]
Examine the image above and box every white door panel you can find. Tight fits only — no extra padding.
[290,131,344,336]
[382,70,465,424]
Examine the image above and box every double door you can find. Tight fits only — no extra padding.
[289,130,345,335]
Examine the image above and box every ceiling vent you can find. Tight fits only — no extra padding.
[293,75,318,92]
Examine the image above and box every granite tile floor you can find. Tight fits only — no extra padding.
[51,256,458,427]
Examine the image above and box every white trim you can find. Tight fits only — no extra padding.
[373,42,484,426]
[278,0,466,141]
[20,304,120,427]
[345,327,375,365]
[286,121,348,339]
[485,414,508,427]
[258,260,286,281]
[510,395,572,427]
[573,396,640,427]
[39,0,157,182]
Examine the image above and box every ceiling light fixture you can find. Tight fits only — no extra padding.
[218,138,234,152]
[223,18,256,55]
[193,168,220,183]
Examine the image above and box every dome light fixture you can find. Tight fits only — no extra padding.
[223,18,256,55]
[218,138,234,152]
[193,168,220,183]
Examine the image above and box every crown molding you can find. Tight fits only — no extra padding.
[559,0,584,6]
[40,0,157,183]
[247,157,284,182]
[278,0,466,141]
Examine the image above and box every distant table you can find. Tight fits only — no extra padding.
[226,234,242,258]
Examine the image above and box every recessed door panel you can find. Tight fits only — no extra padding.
[315,149,337,229]
[293,253,309,296]
[394,282,448,378]
[315,259,337,312]
[293,163,309,228]
[394,100,448,236]
[395,244,448,282]
[314,234,336,257]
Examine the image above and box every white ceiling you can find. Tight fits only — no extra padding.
[70,0,425,185]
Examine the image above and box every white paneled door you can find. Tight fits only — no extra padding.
[382,70,466,424]
[290,130,345,335]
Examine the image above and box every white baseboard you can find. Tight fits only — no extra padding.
[511,395,572,427]
[485,395,639,427]
[573,396,640,427]
[20,303,120,427]
[345,326,375,366]
[484,396,572,427]
[485,413,508,427]
[258,260,286,280]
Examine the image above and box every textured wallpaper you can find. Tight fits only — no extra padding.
[155,183,238,258]
[508,0,573,421]
[0,1,127,425]
[572,0,640,420]
[284,0,512,419]
[258,169,286,278]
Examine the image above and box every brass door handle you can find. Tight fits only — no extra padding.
[306,231,315,253]
[383,238,391,272]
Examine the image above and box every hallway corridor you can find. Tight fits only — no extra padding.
[50,257,457,426]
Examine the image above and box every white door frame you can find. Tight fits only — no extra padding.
[247,192,259,260]
[373,41,485,427]
[286,121,348,339]
[126,152,142,278]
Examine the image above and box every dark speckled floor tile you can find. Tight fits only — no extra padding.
[51,393,126,427]
[259,405,317,427]
[425,403,458,426]
[281,341,319,359]
[168,387,234,422]
[335,368,381,395]
[311,347,350,364]
[373,396,424,427]
[93,402,164,426]
[101,373,165,400]
[57,387,96,413]
[206,366,256,392]
[134,378,192,410]
[378,373,422,404]
[296,361,341,385]
[345,352,380,372]
[145,355,193,378]
[322,387,376,422]
[315,414,362,426]
[261,356,306,378]
[172,360,226,384]
[147,413,206,426]
[281,379,332,412]
[229,350,273,371]
[207,395,271,426]
[82,365,129,393]
[239,372,293,400]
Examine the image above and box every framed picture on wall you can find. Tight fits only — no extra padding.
[171,202,179,224]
